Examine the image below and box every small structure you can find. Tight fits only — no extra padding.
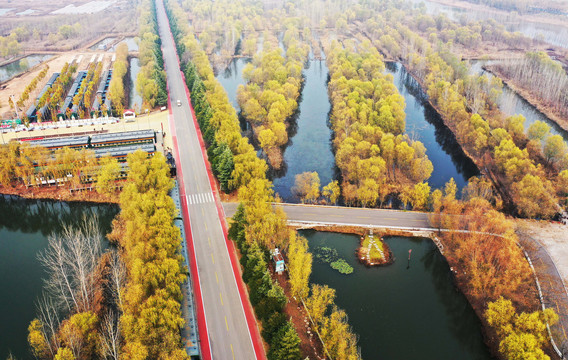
[272,248,285,274]
[123,109,136,122]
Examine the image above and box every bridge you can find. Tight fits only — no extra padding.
[155,0,568,357]
[223,202,434,231]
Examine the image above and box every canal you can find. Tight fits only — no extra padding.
[0,196,118,360]
[302,230,494,360]
[471,60,568,144]
[0,55,53,83]
[128,57,143,113]
[386,62,478,190]
[410,0,568,48]
[216,57,479,200]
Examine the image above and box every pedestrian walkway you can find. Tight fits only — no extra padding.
[186,192,214,205]
[171,181,200,357]
[518,230,568,357]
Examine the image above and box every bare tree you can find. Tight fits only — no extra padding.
[36,294,61,357]
[38,215,103,314]
[108,250,126,311]
[99,310,121,360]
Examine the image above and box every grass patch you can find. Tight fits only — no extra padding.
[362,235,386,263]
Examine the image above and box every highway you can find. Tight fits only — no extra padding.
[155,0,259,359]
[223,202,433,230]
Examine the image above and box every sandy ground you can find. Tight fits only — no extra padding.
[1,51,113,120]
[517,219,568,284]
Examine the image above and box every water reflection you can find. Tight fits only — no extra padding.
[386,62,479,190]
[303,230,494,360]
[0,54,53,83]
[0,195,117,360]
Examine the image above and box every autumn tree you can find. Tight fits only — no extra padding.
[96,155,120,196]
[485,297,558,360]
[293,172,320,203]
[287,233,312,299]
[322,180,340,205]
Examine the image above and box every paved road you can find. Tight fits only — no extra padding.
[223,202,433,230]
[155,1,257,359]
[224,202,568,356]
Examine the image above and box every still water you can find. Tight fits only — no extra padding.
[216,57,479,200]
[0,196,118,360]
[303,230,494,360]
[128,57,142,112]
[89,37,117,51]
[271,59,335,202]
[470,60,568,143]
[386,62,478,190]
[0,55,53,83]
[109,37,139,52]
[410,0,568,48]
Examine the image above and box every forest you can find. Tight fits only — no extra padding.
[162,0,568,359]
[24,150,187,360]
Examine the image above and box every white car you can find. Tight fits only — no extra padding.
[177,99,181,106]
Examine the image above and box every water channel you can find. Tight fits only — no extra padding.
[386,62,479,190]
[0,54,54,83]
[89,37,117,51]
[470,60,568,144]
[128,57,143,113]
[410,0,568,48]
[109,37,139,52]
[216,57,479,200]
[0,195,118,360]
[302,230,494,360]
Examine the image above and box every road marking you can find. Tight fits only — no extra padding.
[219,292,224,306]
[187,192,215,204]
[205,222,208,231]
[329,214,343,217]
[230,344,235,360]
[208,236,211,246]
[211,253,214,264]
[201,207,205,216]
[225,316,229,331]
[357,216,371,219]
[215,271,219,283]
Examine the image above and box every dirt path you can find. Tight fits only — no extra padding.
[516,220,568,356]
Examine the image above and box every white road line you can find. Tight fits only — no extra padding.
[209,193,214,202]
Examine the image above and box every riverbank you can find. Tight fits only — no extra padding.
[425,0,568,28]
[484,64,568,134]
[0,184,118,204]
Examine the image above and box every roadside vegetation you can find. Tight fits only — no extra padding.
[136,0,168,111]
[26,150,188,360]
[108,43,129,116]
[165,0,362,358]
[431,177,557,358]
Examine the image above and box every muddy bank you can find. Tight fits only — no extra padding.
[0,184,118,204]
[484,64,568,134]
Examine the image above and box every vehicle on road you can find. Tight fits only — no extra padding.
[177,99,181,106]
